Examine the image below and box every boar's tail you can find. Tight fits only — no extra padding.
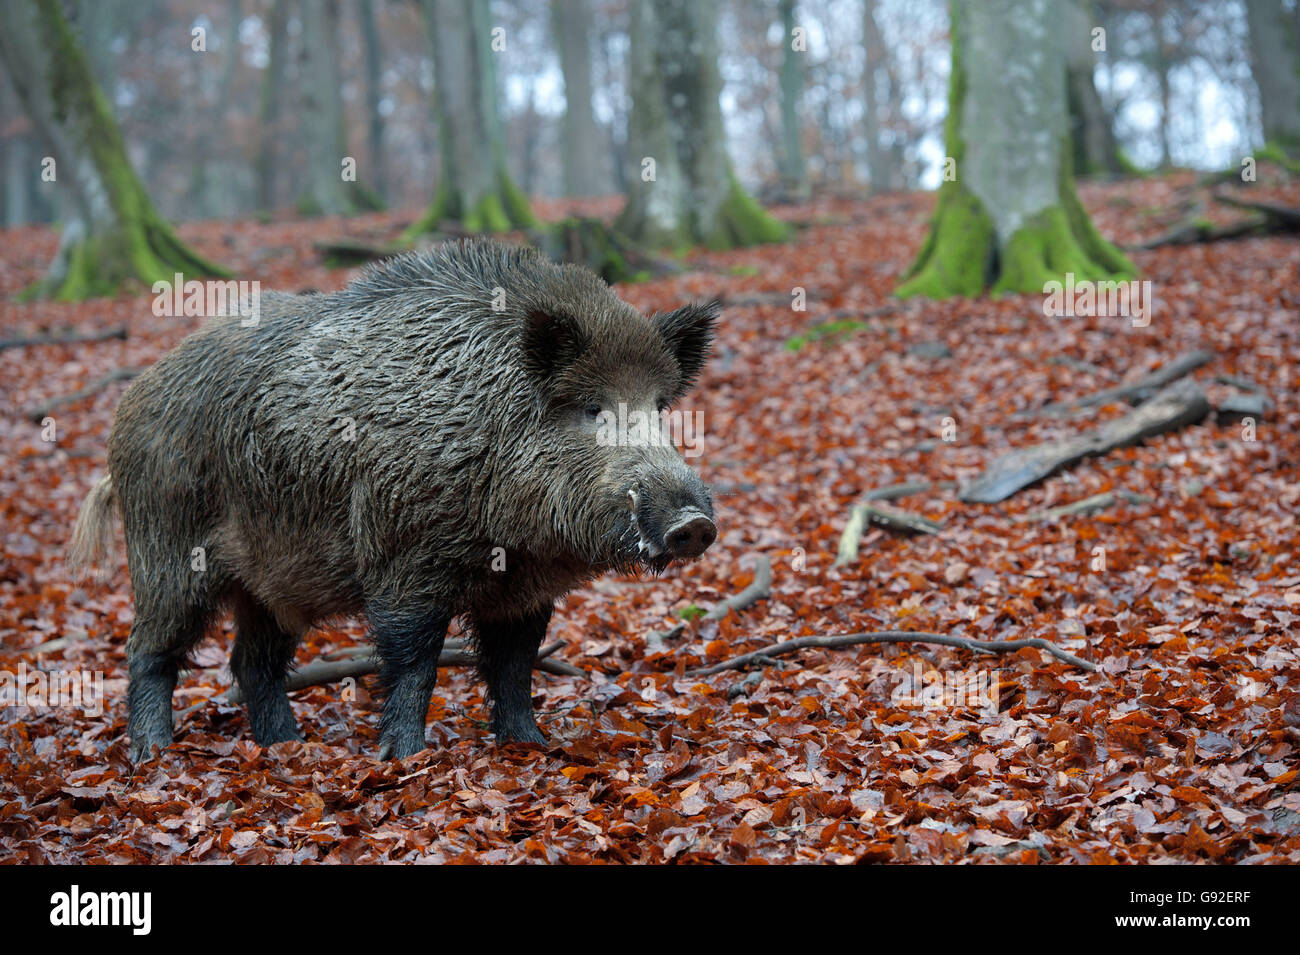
[67,473,118,582]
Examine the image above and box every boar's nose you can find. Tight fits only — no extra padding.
[664,508,717,559]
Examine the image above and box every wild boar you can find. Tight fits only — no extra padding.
[68,239,719,760]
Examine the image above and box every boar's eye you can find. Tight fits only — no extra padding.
[583,402,604,421]
[656,398,670,414]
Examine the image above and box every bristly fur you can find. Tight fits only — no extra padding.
[73,238,718,759]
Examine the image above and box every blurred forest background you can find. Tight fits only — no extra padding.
[0,0,1294,254]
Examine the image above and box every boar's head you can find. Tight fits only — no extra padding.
[519,294,720,574]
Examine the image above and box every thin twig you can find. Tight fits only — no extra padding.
[648,555,772,645]
[689,630,1096,677]
[0,326,127,351]
[25,367,142,422]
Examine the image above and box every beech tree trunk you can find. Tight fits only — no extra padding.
[778,0,809,200]
[616,0,787,249]
[897,0,1134,298]
[256,0,288,212]
[0,0,228,299]
[298,0,379,215]
[405,0,536,236]
[1065,0,1127,177]
[553,0,604,198]
[1245,0,1300,157]
[862,0,904,192]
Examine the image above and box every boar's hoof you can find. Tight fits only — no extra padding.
[664,510,717,560]
[493,722,548,746]
[128,734,170,764]
[377,733,429,761]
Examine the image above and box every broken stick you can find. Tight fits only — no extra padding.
[960,378,1211,503]
[1020,350,1213,418]
[834,481,943,566]
[647,555,772,646]
[690,630,1096,677]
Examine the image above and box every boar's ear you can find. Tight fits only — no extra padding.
[655,300,720,387]
[521,308,589,384]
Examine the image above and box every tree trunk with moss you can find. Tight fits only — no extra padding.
[0,0,228,299]
[617,0,788,250]
[404,0,536,237]
[897,0,1133,299]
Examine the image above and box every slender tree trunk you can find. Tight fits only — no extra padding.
[298,0,378,215]
[617,0,787,249]
[553,0,603,197]
[190,0,241,218]
[0,0,227,299]
[897,0,1133,298]
[256,0,288,212]
[861,0,898,192]
[405,0,535,236]
[359,0,388,202]
[1065,0,1126,176]
[778,0,809,200]
[1244,0,1300,156]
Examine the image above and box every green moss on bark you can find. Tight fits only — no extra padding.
[896,181,995,298]
[403,169,536,239]
[897,1,1133,300]
[703,177,790,250]
[22,1,228,300]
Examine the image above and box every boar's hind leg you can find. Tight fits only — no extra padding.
[126,601,213,762]
[370,605,451,760]
[474,606,552,746]
[230,587,302,746]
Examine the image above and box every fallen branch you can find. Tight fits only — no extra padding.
[961,378,1211,503]
[192,640,580,713]
[647,556,772,646]
[0,326,127,351]
[1046,355,1113,377]
[1215,392,1271,422]
[25,367,142,423]
[1213,192,1300,230]
[315,237,411,266]
[1019,350,1213,418]
[1135,216,1266,249]
[1020,491,1115,523]
[834,481,943,566]
[690,630,1097,677]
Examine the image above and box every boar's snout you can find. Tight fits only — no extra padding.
[626,461,716,566]
[664,508,716,560]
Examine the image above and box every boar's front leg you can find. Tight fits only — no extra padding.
[369,603,451,759]
[473,605,551,745]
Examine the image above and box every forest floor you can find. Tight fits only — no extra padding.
[1,169,1297,863]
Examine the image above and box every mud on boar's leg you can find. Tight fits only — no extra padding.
[473,605,551,745]
[370,604,452,759]
[230,587,302,746]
